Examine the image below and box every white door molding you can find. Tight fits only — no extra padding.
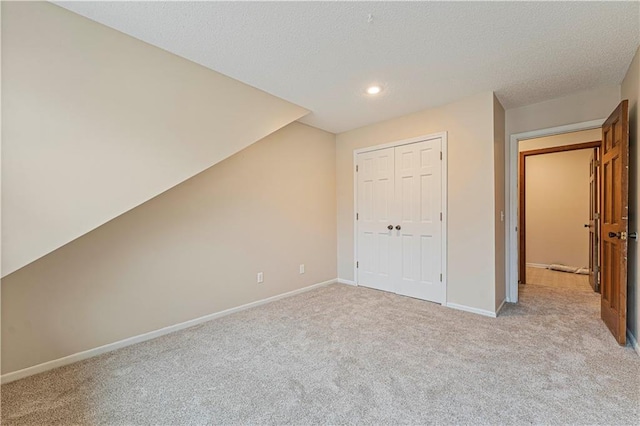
[506,120,604,303]
[353,132,448,304]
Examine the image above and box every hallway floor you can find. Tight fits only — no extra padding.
[2,283,638,425]
[525,266,592,291]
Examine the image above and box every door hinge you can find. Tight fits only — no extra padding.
[356,165,359,172]
[595,160,601,167]
[440,151,443,160]
[594,265,600,273]
[440,273,442,282]
[594,212,601,220]
[356,261,359,268]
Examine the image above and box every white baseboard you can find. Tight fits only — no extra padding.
[627,329,640,357]
[495,299,506,316]
[526,263,549,269]
[445,302,497,318]
[1,278,337,384]
[337,278,356,286]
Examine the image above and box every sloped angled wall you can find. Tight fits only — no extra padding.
[1,2,308,276]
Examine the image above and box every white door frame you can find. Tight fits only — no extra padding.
[353,132,448,303]
[506,120,604,303]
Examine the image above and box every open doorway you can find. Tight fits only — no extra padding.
[518,129,601,294]
[507,100,631,345]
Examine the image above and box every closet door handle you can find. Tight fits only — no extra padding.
[387,225,393,230]
[395,225,401,230]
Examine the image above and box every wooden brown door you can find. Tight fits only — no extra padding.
[588,148,600,292]
[600,100,629,345]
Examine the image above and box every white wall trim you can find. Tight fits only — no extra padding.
[495,299,507,316]
[628,329,640,357]
[441,133,449,305]
[1,278,337,384]
[445,302,497,318]
[353,131,448,305]
[506,119,605,303]
[337,278,356,286]
[526,262,549,269]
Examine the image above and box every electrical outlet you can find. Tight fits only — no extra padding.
[257,272,264,283]
[299,264,305,274]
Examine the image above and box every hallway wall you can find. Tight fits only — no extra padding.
[519,129,601,269]
[524,149,592,268]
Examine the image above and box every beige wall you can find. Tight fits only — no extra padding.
[622,45,639,344]
[519,130,600,269]
[493,95,506,309]
[519,129,602,152]
[1,122,337,375]
[1,2,307,276]
[525,149,592,267]
[505,85,621,140]
[337,91,497,312]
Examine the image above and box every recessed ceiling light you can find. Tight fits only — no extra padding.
[366,85,382,95]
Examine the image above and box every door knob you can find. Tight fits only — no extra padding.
[395,225,401,230]
[630,232,638,241]
[387,225,393,230]
[584,224,590,228]
[609,231,621,239]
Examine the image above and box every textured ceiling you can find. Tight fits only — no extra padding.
[55,1,639,133]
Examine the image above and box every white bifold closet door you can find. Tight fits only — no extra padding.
[357,147,395,293]
[357,138,443,303]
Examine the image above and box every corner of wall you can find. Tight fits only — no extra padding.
[493,94,507,311]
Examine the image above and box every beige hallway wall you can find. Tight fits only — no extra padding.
[524,148,592,268]
[1,122,337,375]
[336,91,498,313]
[519,130,601,270]
[622,45,639,345]
[519,129,602,152]
[1,2,307,277]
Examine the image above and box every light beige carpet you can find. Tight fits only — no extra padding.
[2,283,638,425]
[526,266,592,291]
